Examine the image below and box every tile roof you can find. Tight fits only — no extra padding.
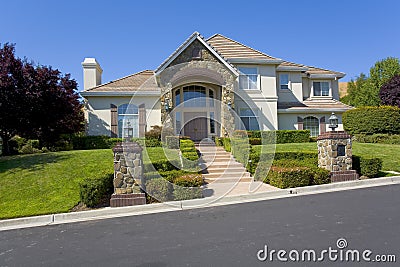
[86,70,158,92]
[278,99,353,110]
[207,34,280,60]
[207,34,344,77]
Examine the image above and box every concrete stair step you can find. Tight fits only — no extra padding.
[202,172,252,179]
[205,162,244,168]
[204,166,246,173]
[204,176,253,183]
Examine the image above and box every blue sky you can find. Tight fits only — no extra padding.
[1,0,399,90]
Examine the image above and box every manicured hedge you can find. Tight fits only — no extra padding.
[173,186,203,200]
[264,167,330,189]
[353,134,400,144]
[352,155,383,177]
[166,136,180,149]
[145,178,173,202]
[343,106,400,135]
[79,172,113,207]
[248,130,311,143]
[266,168,313,188]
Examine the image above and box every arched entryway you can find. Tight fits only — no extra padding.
[173,84,219,141]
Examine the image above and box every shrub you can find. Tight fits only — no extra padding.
[145,138,161,147]
[310,168,331,185]
[247,130,310,143]
[221,138,231,152]
[343,106,400,135]
[173,186,203,201]
[353,134,400,144]
[145,178,173,202]
[19,143,42,154]
[249,138,262,145]
[352,155,383,177]
[215,137,223,146]
[72,135,110,150]
[267,168,313,189]
[145,125,162,140]
[173,173,203,187]
[79,172,113,207]
[144,159,180,172]
[166,136,180,149]
[107,138,123,148]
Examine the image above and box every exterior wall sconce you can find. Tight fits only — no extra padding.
[227,100,232,110]
[328,112,338,131]
[164,97,170,111]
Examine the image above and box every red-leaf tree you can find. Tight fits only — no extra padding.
[0,43,84,155]
[380,75,400,108]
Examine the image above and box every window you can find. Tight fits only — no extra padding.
[239,67,258,90]
[175,112,181,134]
[280,74,289,90]
[210,112,215,134]
[313,81,330,96]
[118,104,139,138]
[240,108,259,130]
[303,116,319,137]
[183,85,206,107]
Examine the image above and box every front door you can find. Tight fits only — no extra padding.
[183,112,208,141]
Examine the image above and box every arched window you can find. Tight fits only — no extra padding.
[118,104,139,138]
[303,116,319,137]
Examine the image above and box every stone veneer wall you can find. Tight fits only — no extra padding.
[157,39,236,137]
[112,142,144,194]
[317,131,353,172]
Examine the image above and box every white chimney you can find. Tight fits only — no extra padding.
[82,58,103,90]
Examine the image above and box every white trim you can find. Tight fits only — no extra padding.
[309,73,344,79]
[276,66,308,71]
[310,80,332,99]
[278,73,291,90]
[155,32,239,76]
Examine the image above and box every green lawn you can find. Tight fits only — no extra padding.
[256,142,400,172]
[1,143,398,219]
[0,147,180,219]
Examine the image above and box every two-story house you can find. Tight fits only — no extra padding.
[80,32,351,141]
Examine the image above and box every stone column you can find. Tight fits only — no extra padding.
[110,142,146,207]
[317,131,359,182]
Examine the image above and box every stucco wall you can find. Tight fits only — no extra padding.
[277,72,303,102]
[85,96,161,136]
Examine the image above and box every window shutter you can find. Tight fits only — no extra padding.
[319,116,326,134]
[110,104,118,138]
[297,117,303,130]
[139,103,146,138]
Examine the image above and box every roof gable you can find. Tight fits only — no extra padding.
[155,32,238,76]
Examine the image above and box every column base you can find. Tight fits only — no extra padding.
[330,170,359,182]
[110,193,146,207]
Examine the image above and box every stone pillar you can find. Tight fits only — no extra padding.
[317,131,359,182]
[110,142,146,207]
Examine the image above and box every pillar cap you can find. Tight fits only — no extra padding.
[317,131,351,140]
[112,142,143,153]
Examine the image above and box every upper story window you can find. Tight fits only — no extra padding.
[279,74,290,90]
[313,81,330,97]
[239,67,259,90]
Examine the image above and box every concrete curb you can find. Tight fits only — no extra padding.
[1,176,400,231]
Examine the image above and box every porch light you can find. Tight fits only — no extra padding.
[328,112,338,131]
[227,100,232,110]
[164,97,170,111]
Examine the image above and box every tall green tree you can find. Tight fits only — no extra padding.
[341,57,400,107]
[0,43,84,155]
